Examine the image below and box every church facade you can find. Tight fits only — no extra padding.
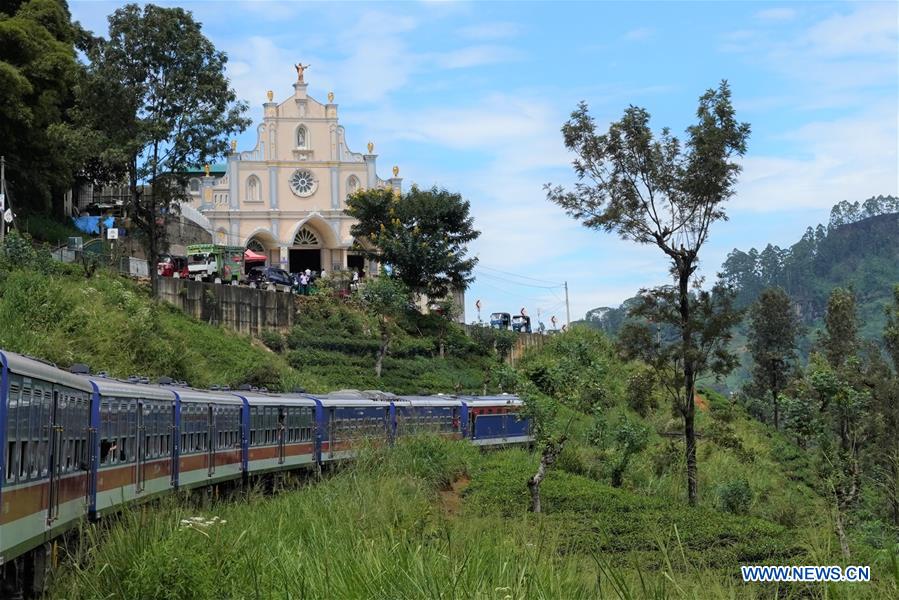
[184,72,400,275]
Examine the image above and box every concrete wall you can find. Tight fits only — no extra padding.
[508,333,546,366]
[156,278,293,335]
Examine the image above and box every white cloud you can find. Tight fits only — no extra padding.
[434,45,522,69]
[457,22,523,40]
[623,27,654,41]
[754,8,796,22]
[734,102,898,212]
[801,3,898,57]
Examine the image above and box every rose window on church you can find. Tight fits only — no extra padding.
[289,169,317,197]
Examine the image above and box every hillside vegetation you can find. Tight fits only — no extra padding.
[51,326,899,598]
[581,196,899,386]
[0,231,502,395]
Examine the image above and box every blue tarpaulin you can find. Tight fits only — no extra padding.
[72,216,115,235]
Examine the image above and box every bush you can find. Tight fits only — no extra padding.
[626,366,657,416]
[259,330,285,352]
[716,478,754,515]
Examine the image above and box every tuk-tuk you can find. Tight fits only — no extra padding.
[512,315,532,333]
[490,312,511,329]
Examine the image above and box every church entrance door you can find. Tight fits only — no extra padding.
[289,249,321,274]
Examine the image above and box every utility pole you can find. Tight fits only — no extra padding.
[564,280,570,327]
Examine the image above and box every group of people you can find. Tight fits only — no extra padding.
[293,268,318,295]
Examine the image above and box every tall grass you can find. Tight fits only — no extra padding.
[52,439,898,599]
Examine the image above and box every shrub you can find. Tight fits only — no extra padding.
[259,330,285,352]
[716,478,754,515]
[626,366,657,416]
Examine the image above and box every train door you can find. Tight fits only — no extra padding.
[207,404,215,477]
[135,401,146,493]
[277,406,286,465]
[46,389,62,524]
[328,408,336,459]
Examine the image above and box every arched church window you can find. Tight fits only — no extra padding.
[189,178,200,193]
[346,175,360,199]
[296,125,308,148]
[293,226,320,247]
[246,238,265,253]
[246,175,261,202]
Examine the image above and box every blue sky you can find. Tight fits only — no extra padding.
[70,1,898,324]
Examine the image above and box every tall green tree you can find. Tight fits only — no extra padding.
[820,288,858,369]
[0,0,87,214]
[547,81,750,505]
[885,284,899,372]
[355,275,410,378]
[346,185,480,300]
[82,3,249,295]
[747,287,800,430]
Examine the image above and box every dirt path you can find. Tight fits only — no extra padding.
[439,475,470,516]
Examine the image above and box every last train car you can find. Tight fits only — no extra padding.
[463,395,532,446]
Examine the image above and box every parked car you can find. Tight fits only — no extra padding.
[246,266,294,290]
[157,254,188,278]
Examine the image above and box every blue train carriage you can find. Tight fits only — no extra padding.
[0,351,94,565]
[464,395,533,446]
[166,387,244,491]
[236,392,318,476]
[316,391,392,461]
[395,395,466,440]
[89,377,177,519]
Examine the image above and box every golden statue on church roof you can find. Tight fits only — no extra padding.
[367,141,374,154]
[294,62,311,82]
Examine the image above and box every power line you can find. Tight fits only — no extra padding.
[477,263,565,287]
[473,269,562,290]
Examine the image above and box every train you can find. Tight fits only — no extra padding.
[0,349,532,595]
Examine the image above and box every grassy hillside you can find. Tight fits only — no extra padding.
[0,232,498,394]
[54,437,899,599]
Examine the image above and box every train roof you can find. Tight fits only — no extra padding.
[169,387,244,405]
[462,395,523,406]
[89,377,175,401]
[316,391,392,408]
[1,350,95,393]
[233,391,317,407]
[397,395,464,407]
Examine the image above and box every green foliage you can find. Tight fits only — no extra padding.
[821,287,859,369]
[715,478,754,515]
[718,198,899,338]
[518,327,627,409]
[19,213,84,245]
[276,287,498,393]
[466,450,800,568]
[625,364,657,416]
[608,416,650,487]
[346,185,480,299]
[884,284,899,372]
[747,287,801,428]
[80,3,250,289]
[0,267,302,389]
[258,330,284,352]
[0,0,87,213]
